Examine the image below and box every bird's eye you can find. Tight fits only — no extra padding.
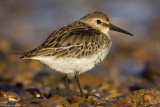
[96,20,102,24]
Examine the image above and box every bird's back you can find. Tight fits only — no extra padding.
[21,21,111,59]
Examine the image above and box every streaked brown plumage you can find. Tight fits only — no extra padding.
[20,12,133,98]
[22,21,111,59]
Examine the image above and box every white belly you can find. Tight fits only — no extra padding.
[32,48,110,76]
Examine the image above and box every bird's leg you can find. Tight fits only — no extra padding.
[64,74,71,98]
[75,72,84,97]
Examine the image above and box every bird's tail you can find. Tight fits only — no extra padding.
[13,51,29,59]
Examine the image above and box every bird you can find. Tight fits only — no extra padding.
[20,12,133,98]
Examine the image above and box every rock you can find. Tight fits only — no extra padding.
[7,92,20,102]
[39,99,55,107]
[86,96,115,106]
[41,86,52,98]
[55,105,64,107]
[120,89,160,106]
[49,95,69,105]
[14,103,22,106]
[0,98,8,106]
[110,98,137,106]
[84,85,98,94]
[19,97,39,104]
[0,88,7,98]
[71,96,85,104]
[71,103,81,107]
[0,89,20,102]
[19,88,43,98]
[50,88,80,97]
[147,103,160,107]
[99,84,110,91]
[79,102,93,107]
[25,103,40,107]
[98,80,119,93]
[101,93,121,100]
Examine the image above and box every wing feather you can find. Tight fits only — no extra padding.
[21,21,109,59]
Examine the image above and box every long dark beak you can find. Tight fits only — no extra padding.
[109,23,133,36]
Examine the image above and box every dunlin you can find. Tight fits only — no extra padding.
[21,12,133,98]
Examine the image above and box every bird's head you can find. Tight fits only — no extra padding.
[80,12,133,36]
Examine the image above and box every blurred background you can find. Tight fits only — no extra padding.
[0,0,160,90]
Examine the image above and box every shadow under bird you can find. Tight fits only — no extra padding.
[20,12,133,98]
